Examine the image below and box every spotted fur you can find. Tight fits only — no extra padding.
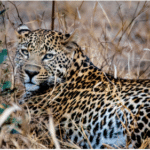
[15,24,150,148]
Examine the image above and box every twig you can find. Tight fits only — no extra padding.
[8,1,23,24]
[117,1,149,46]
[1,2,16,103]
[49,114,60,149]
[51,1,55,30]
[74,1,84,29]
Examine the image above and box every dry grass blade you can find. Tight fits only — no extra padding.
[114,64,117,79]
[139,138,150,149]
[0,103,21,127]
[49,114,60,149]
[98,1,112,29]
[102,143,115,149]
[8,1,23,24]
[80,126,93,149]
[59,139,81,149]
[1,1,150,149]
[11,139,20,149]
[93,81,102,91]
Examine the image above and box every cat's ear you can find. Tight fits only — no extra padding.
[15,24,31,41]
[61,29,79,53]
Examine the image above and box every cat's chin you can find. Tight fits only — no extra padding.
[25,83,40,92]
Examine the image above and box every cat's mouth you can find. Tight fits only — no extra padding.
[24,81,52,93]
[24,82,40,91]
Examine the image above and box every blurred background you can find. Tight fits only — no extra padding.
[0,1,150,148]
[1,1,150,79]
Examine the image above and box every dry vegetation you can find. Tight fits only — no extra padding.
[0,1,150,148]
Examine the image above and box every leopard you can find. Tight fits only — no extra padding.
[15,24,150,149]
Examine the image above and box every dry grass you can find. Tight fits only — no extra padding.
[0,1,150,149]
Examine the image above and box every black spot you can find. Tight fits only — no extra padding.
[146,108,150,113]
[109,128,114,138]
[74,136,78,143]
[93,123,99,134]
[70,70,75,76]
[142,116,148,124]
[81,105,86,110]
[148,113,150,118]
[83,62,88,67]
[144,104,149,107]
[134,128,139,133]
[83,107,89,114]
[140,111,144,116]
[136,135,141,147]
[75,120,80,124]
[125,102,129,106]
[100,121,103,129]
[103,129,107,138]
[131,132,136,141]
[95,107,101,112]
[68,129,73,136]
[148,130,150,137]
[94,88,99,92]
[89,112,93,120]
[34,110,38,114]
[96,76,101,80]
[89,66,93,70]
[100,145,105,149]
[56,98,61,102]
[71,112,76,120]
[89,135,93,142]
[66,46,72,49]
[108,120,113,128]
[144,89,149,93]
[83,144,88,149]
[83,116,87,124]
[128,104,134,110]
[108,107,113,112]
[136,104,140,109]
[65,33,70,38]
[103,116,107,125]
[141,131,147,139]
[116,121,121,128]
[101,109,107,118]
[144,128,148,137]
[68,123,72,127]
[77,113,82,118]
[73,103,79,111]
[33,107,37,110]
[78,132,82,137]
[92,118,98,125]
[134,98,141,103]
[96,133,100,145]
[87,124,91,131]
[74,62,80,69]
[109,110,115,118]
[138,122,144,130]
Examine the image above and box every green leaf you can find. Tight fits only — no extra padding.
[0,49,7,64]
[0,103,10,114]
[2,81,11,90]
[11,129,19,134]
[0,103,21,134]
[0,9,6,15]
[0,107,4,114]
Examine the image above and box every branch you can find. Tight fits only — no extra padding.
[51,1,55,30]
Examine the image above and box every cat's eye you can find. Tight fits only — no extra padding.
[21,49,29,56]
[44,53,54,60]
